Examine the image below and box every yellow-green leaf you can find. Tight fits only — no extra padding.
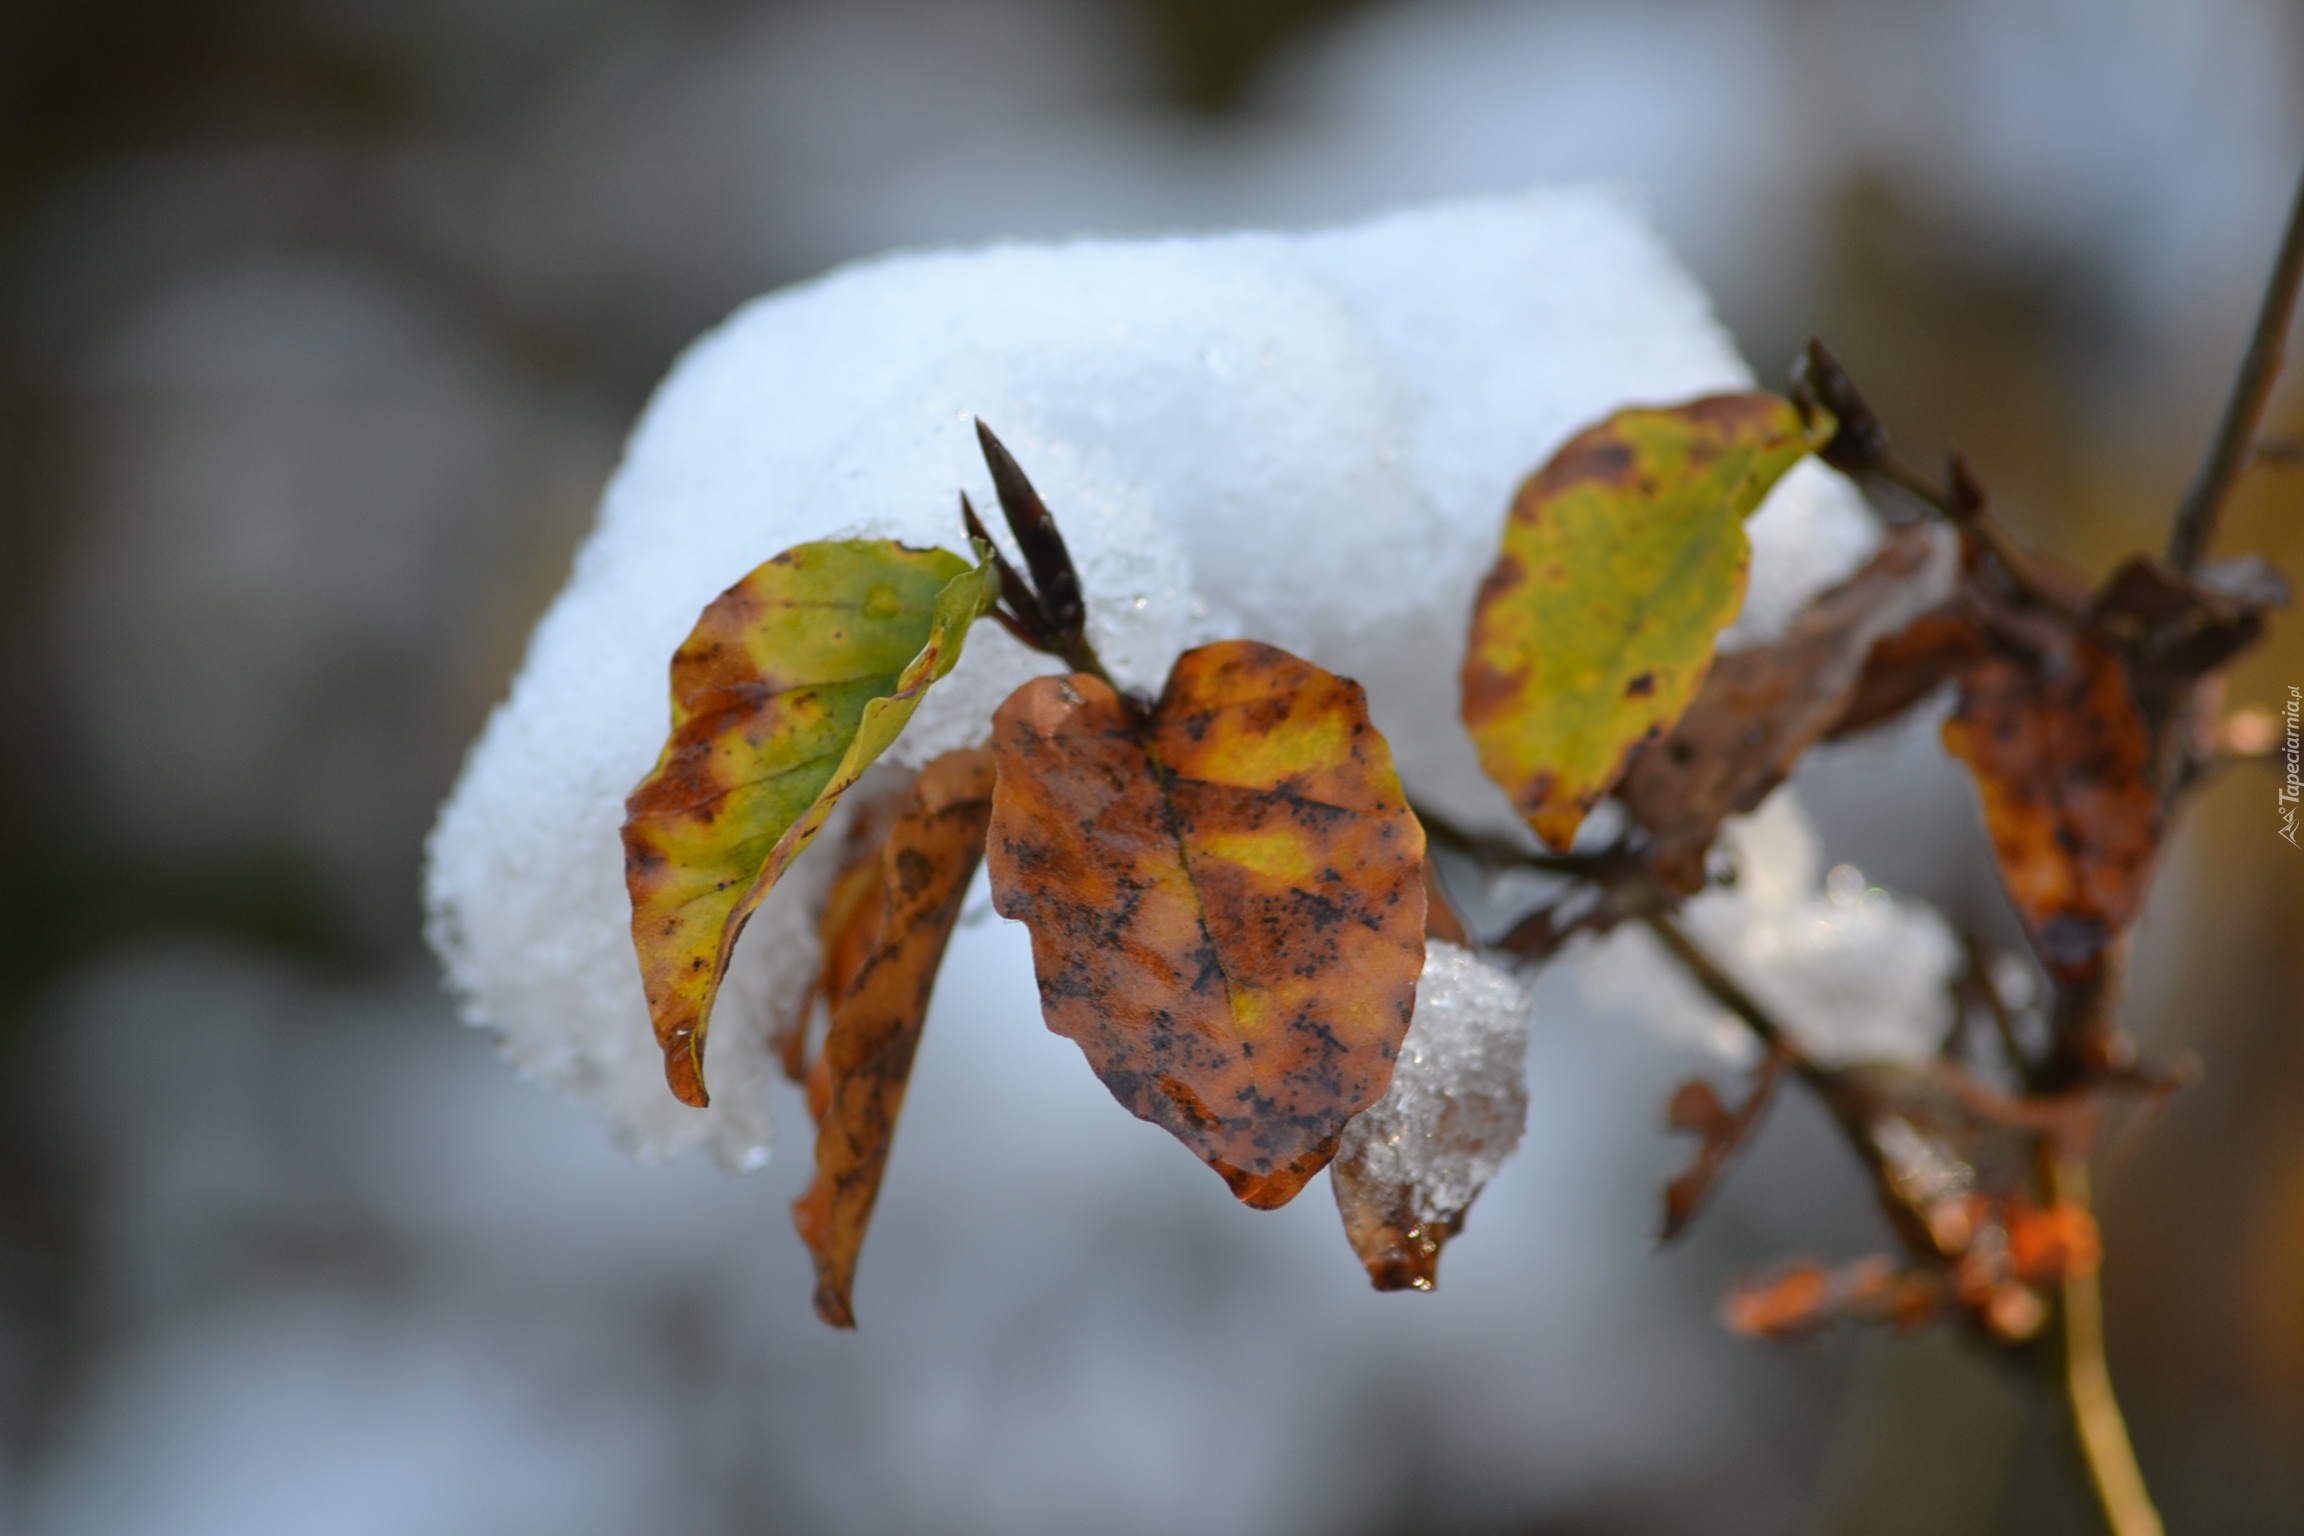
[1461,393,1829,850]
[622,540,996,1107]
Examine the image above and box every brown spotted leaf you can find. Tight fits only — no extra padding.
[1941,633,2161,984]
[622,540,995,1107]
[1462,392,1830,850]
[792,748,995,1328]
[1623,524,1953,891]
[986,640,1427,1209]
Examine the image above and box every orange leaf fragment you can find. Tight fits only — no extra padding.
[1725,1255,1948,1340]
[986,640,1427,1209]
[792,748,996,1328]
[2005,1197,2102,1286]
[1723,1262,1833,1339]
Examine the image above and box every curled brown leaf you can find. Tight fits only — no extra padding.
[792,749,996,1328]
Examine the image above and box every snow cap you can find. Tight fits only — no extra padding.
[424,189,1878,1165]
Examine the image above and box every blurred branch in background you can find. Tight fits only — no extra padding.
[2168,159,2304,573]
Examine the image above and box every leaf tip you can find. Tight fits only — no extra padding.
[811,1287,858,1330]
[1527,805,1585,853]
[664,1039,711,1109]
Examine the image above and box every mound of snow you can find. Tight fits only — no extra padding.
[424,189,1878,1164]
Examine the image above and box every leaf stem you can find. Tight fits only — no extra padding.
[2167,156,2304,573]
[2048,1157,2165,1536]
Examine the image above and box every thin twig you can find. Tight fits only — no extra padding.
[1643,910,1792,1057]
[2168,157,2304,572]
[2047,1157,2165,1536]
[1643,910,1944,1259]
[1411,803,1602,877]
[1877,453,2079,617]
[1962,933,2036,1089]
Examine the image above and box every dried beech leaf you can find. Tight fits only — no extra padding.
[786,795,905,1081]
[2094,553,2288,730]
[623,540,996,1106]
[1623,525,1952,890]
[1660,1050,1786,1242]
[987,640,1427,1209]
[1463,393,1828,850]
[793,749,995,1328]
[1824,605,1986,741]
[1331,942,1531,1290]
[2092,555,2218,630]
[1940,635,2160,983]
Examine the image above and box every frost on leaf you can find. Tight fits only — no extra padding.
[623,540,995,1107]
[1331,941,1532,1291]
[986,640,1427,1209]
[1462,392,1831,850]
[793,749,994,1328]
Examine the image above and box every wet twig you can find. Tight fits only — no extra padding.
[2049,1156,2166,1536]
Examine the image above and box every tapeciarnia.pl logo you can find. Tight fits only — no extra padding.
[2282,685,2300,848]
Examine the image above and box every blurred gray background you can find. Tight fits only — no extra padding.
[3,1,2303,1531]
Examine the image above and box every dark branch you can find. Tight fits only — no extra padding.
[2168,157,2304,572]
